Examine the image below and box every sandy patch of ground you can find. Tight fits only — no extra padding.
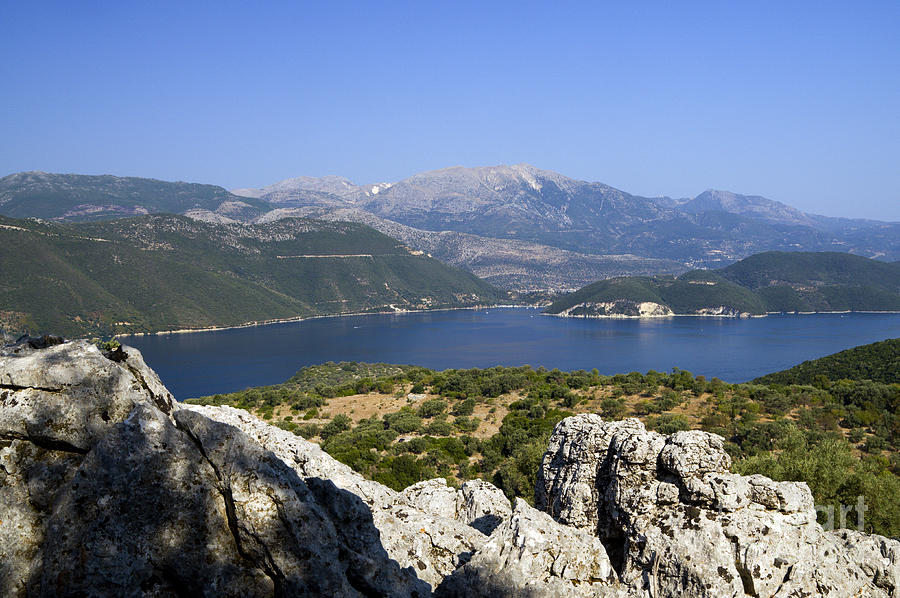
[256,385,724,439]
[471,401,509,439]
[322,391,416,423]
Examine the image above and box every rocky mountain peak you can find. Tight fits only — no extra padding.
[263,174,360,197]
[684,189,818,227]
[402,163,580,193]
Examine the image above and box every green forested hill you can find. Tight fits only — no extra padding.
[0,171,270,221]
[544,276,664,314]
[754,338,900,385]
[717,252,900,312]
[718,251,900,288]
[545,272,767,316]
[546,252,900,316]
[0,215,504,337]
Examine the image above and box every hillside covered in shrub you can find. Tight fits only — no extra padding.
[755,338,900,385]
[189,340,900,537]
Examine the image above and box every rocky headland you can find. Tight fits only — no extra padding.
[2,337,898,597]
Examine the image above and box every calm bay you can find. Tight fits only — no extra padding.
[120,308,900,399]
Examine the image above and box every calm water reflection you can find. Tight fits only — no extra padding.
[121,308,900,399]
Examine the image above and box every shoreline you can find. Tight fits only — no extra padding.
[544,312,763,320]
[544,309,900,320]
[116,304,537,338]
[116,305,900,337]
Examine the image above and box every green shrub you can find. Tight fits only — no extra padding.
[453,398,476,416]
[418,398,448,418]
[320,414,352,440]
[864,435,887,453]
[275,419,298,433]
[375,455,432,491]
[453,416,480,433]
[648,414,690,434]
[296,423,321,439]
[384,408,423,433]
[424,419,454,436]
[601,397,627,419]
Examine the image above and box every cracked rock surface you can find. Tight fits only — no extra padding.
[398,477,512,535]
[0,340,427,597]
[436,498,628,598]
[181,403,488,590]
[537,413,897,598]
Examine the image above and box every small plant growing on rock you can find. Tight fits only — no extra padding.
[98,339,121,351]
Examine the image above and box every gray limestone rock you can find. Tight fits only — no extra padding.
[535,414,644,536]
[173,408,427,597]
[436,498,626,598]
[833,529,900,597]
[1,340,178,597]
[538,414,893,598]
[183,403,487,590]
[27,403,280,597]
[398,477,512,534]
[658,430,731,478]
[0,341,430,597]
[399,478,460,520]
[0,339,174,453]
[0,438,84,595]
[458,478,513,534]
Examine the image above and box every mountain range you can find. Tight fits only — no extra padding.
[2,165,898,290]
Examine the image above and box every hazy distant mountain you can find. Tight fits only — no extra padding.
[0,171,270,222]
[676,189,820,227]
[5,166,899,291]
[355,164,649,237]
[249,164,900,267]
[658,188,897,236]
[642,195,690,209]
[232,174,372,205]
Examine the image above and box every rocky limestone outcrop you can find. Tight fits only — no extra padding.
[181,403,489,589]
[437,498,640,598]
[0,339,428,597]
[693,306,751,317]
[832,529,900,597]
[0,335,174,454]
[3,338,898,597]
[399,477,512,535]
[537,413,895,597]
[437,498,627,598]
[554,300,674,319]
[4,338,593,597]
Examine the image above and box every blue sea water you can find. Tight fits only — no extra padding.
[120,308,900,399]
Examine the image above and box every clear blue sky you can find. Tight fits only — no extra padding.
[2,1,898,219]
